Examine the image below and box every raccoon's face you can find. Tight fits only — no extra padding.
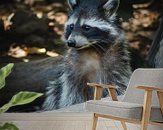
[64,0,122,49]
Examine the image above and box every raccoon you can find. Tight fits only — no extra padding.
[42,0,132,110]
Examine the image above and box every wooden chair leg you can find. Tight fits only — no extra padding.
[157,91,163,114]
[141,90,153,130]
[92,113,98,130]
[121,121,127,130]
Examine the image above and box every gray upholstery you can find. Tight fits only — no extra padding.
[86,69,163,122]
[86,100,163,122]
[123,69,163,106]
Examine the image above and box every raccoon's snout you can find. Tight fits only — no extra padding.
[67,40,76,47]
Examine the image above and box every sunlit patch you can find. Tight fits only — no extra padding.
[24,0,34,5]
[28,47,46,54]
[46,51,59,57]
[49,22,55,26]
[53,12,67,25]
[7,46,48,58]
[23,59,29,63]
[47,11,55,20]
[8,46,28,58]
[36,12,43,19]
[54,27,63,35]
[48,12,67,36]
[2,13,15,31]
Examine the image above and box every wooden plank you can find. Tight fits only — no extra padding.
[108,88,118,101]
[87,83,117,89]
[95,113,141,124]
[137,86,163,92]
[150,121,163,126]
[108,88,127,129]
[92,113,98,130]
[121,121,127,130]
[95,113,163,127]
[94,87,102,100]
[157,91,163,114]
[141,90,153,130]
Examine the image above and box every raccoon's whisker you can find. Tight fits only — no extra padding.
[91,38,114,44]
[94,43,106,52]
[77,44,90,50]
[90,44,102,55]
[89,41,106,52]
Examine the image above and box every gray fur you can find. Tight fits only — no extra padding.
[68,0,77,10]
[103,0,120,17]
[42,0,131,110]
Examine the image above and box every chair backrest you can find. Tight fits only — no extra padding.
[123,69,163,107]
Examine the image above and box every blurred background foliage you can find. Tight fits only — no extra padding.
[0,0,163,69]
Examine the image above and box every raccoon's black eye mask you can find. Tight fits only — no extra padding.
[70,24,74,30]
[82,25,91,31]
[69,23,91,30]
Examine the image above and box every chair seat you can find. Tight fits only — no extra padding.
[86,100,163,122]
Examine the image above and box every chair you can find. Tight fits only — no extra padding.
[86,69,163,130]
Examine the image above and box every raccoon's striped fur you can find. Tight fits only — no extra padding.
[42,0,131,110]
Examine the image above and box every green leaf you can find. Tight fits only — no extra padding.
[0,63,14,90]
[0,92,43,114]
[0,123,19,130]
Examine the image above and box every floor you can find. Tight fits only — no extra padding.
[0,112,142,130]
[0,102,142,130]
[0,100,162,130]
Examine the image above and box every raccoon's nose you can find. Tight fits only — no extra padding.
[67,40,76,47]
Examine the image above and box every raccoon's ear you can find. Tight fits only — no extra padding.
[103,0,120,17]
[68,0,78,10]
